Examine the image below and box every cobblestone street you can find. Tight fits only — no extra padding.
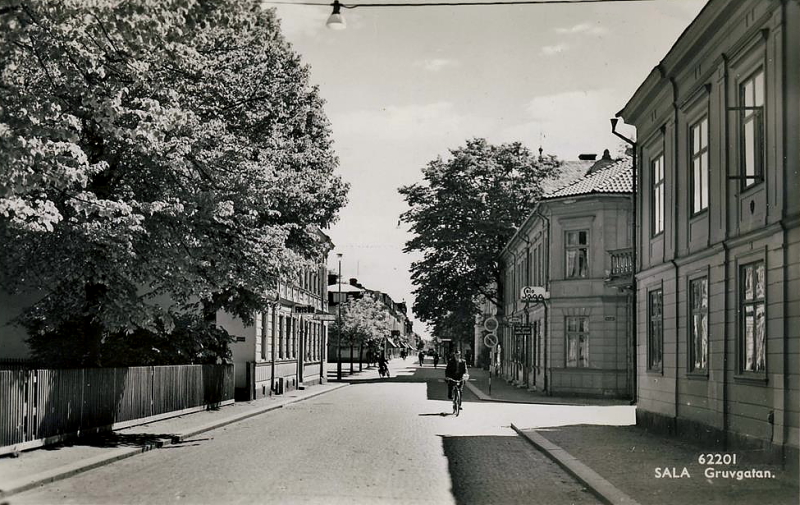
[8,361,606,505]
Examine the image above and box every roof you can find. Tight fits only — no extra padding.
[543,157,633,199]
[327,283,364,293]
[540,160,594,194]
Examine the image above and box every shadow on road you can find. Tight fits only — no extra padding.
[440,435,598,505]
[41,432,206,449]
[330,364,484,404]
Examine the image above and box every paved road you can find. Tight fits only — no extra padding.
[10,365,601,505]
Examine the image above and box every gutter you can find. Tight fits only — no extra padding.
[610,117,637,403]
[532,205,552,396]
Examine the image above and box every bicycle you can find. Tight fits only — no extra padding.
[446,377,464,416]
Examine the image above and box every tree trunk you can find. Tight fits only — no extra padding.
[349,344,354,373]
[359,342,363,372]
[82,283,107,367]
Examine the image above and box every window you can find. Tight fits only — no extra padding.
[291,318,297,359]
[278,315,284,359]
[690,117,709,214]
[740,69,764,189]
[565,231,588,278]
[261,312,269,361]
[689,277,708,372]
[651,154,665,236]
[565,316,589,367]
[740,262,766,373]
[648,289,663,371]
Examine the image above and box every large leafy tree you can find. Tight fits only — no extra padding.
[399,138,560,338]
[0,0,348,366]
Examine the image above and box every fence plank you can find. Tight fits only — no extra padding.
[0,364,234,454]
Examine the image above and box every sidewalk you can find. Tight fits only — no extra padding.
[0,381,349,499]
[514,424,799,505]
[464,366,629,406]
[465,367,798,504]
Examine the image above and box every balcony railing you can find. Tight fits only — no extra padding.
[606,248,633,287]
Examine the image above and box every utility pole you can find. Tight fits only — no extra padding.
[336,253,343,381]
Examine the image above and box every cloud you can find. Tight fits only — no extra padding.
[499,89,624,159]
[331,102,493,143]
[415,58,460,72]
[555,22,609,36]
[541,43,568,56]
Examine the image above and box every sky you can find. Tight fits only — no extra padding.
[270,0,707,339]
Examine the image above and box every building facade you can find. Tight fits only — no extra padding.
[227,232,333,400]
[617,0,799,463]
[498,155,634,398]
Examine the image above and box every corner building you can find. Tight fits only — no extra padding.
[617,0,799,465]
[498,155,634,398]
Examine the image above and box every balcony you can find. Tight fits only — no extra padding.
[605,248,633,288]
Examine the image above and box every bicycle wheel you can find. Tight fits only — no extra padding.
[453,388,461,416]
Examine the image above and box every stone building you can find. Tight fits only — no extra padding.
[227,230,333,400]
[498,154,634,398]
[616,0,799,464]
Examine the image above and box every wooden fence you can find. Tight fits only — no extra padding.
[0,364,234,455]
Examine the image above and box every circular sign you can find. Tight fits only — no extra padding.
[484,333,498,348]
[483,316,499,332]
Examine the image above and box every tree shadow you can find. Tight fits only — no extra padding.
[330,365,482,404]
[440,435,596,505]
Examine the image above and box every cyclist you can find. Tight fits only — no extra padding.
[445,351,467,401]
[378,352,390,378]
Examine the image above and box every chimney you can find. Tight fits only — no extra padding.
[587,148,616,174]
[578,153,597,161]
[349,278,358,286]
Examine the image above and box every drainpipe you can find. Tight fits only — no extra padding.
[610,117,637,403]
[533,205,552,395]
[667,68,681,431]
[521,235,533,387]
[721,52,730,450]
[510,247,519,384]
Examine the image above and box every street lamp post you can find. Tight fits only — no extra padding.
[337,253,343,381]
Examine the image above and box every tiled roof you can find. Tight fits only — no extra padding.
[541,160,594,194]
[543,157,633,199]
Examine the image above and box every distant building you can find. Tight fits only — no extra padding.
[617,0,799,464]
[326,277,413,363]
[498,153,634,398]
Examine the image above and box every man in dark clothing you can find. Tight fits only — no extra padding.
[445,351,468,399]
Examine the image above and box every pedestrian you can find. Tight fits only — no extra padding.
[445,351,467,400]
[433,351,439,368]
[418,351,425,366]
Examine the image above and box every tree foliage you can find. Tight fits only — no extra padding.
[330,294,393,349]
[0,0,348,365]
[399,138,560,335]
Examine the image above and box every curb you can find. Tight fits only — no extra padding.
[0,383,349,499]
[511,423,642,505]
[465,380,582,406]
[174,383,348,442]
